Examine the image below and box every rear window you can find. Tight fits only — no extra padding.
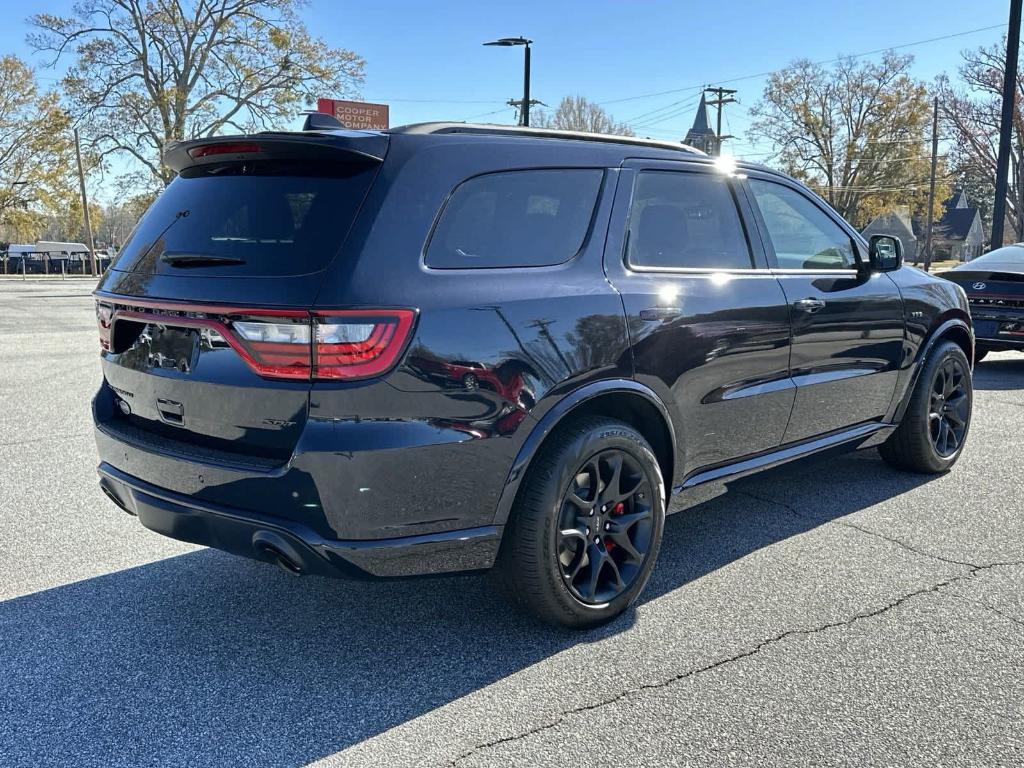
[425,169,603,269]
[113,160,378,277]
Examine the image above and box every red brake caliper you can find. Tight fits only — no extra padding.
[605,502,626,552]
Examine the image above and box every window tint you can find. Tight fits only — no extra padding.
[112,160,378,277]
[748,180,857,270]
[626,171,753,270]
[426,169,603,268]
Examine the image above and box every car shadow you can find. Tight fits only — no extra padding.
[0,451,935,767]
[973,356,1024,391]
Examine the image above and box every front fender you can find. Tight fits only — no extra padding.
[490,379,675,527]
[890,315,973,423]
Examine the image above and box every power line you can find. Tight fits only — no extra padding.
[364,97,508,104]
[597,22,1006,108]
[629,99,701,129]
[463,106,517,121]
[624,97,700,125]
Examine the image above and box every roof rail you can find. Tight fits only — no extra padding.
[386,122,706,156]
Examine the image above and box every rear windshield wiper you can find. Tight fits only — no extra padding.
[160,252,247,267]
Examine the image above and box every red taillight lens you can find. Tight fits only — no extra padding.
[313,310,416,380]
[97,299,415,382]
[187,142,262,159]
[96,301,113,350]
[229,318,312,379]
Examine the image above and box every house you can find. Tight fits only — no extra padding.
[861,208,919,263]
[860,190,985,263]
[684,94,718,155]
[932,190,984,261]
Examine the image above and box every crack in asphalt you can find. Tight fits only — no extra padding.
[946,593,1024,633]
[735,489,983,570]
[447,490,1024,766]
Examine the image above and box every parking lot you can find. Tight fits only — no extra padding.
[0,277,1021,767]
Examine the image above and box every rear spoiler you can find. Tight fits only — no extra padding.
[163,130,389,172]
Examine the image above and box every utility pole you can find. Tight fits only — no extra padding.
[705,86,737,155]
[991,0,1022,251]
[506,97,544,126]
[74,127,97,275]
[923,96,940,272]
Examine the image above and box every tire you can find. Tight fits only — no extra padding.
[880,340,972,473]
[493,416,666,629]
[974,348,988,364]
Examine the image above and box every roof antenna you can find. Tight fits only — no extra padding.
[301,111,344,131]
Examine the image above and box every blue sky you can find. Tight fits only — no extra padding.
[1,0,1014,193]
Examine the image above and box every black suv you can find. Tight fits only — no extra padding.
[93,123,974,628]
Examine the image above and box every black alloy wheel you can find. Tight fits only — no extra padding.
[879,340,972,474]
[929,357,969,458]
[493,415,665,629]
[556,450,654,605]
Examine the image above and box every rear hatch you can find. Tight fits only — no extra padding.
[940,267,1024,340]
[95,131,394,462]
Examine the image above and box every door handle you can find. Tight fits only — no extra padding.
[793,298,826,313]
[640,307,684,321]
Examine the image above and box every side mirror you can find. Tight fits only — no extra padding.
[868,234,903,272]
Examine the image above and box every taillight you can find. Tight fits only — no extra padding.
[230,318,312,379]
[187,142,262,159]
[96,299,416,382]
[313,310,416,380]
[96,301,113,350]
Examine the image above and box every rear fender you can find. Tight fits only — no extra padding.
[491,379,675,527]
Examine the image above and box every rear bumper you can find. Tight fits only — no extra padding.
[98,462,502,578]
[975,336,1024,352]
[972,313,1024,351]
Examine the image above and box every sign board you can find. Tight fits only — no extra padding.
[316,98,389,130]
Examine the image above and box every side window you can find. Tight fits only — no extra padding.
[626,171,753,270]
[748,179,857,270]
[425,169,603,268]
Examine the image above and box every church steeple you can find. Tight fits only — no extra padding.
[684,94,717,154]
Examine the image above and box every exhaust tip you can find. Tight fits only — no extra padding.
[252,531,304,576]
[100,482,136,516]
[265,545,302,576]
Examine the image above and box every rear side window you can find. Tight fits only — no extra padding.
[425,169,603,268]
[113,160,378,277]
[627,171,753,270]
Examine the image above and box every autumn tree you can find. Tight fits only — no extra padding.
[0,55,78,242]
[30,0,365,188]
[748,52,946,228]
[534,96,634,136]
[936,38,1023,244]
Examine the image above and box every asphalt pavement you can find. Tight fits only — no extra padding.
[0,278,1021,767]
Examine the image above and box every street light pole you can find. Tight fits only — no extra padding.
[484,37,535,127]
[522,42,531,127]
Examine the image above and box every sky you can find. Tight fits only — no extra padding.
[0,0,1016,199]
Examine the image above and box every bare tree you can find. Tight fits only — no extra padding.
[936,39,1024,244]
[748,52,943,227]
[30,0,365,187]
[534,96,634,136]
